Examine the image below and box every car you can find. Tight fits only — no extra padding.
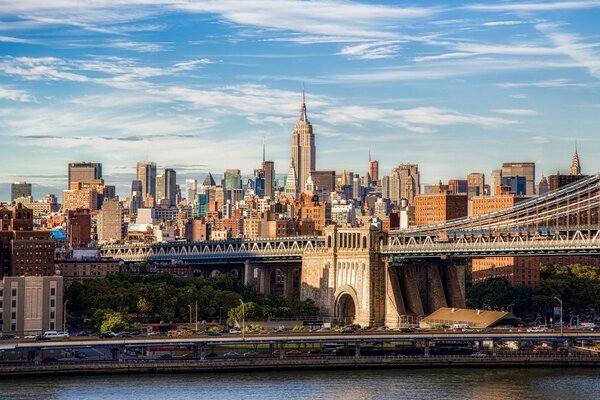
[471,352,487,358]
[526,326,548,332]
[339,327,354,334]
[207,331,222,336]
[286,349,303,355]
[115,331,132,338]
[74,350,87,359]
[204,352,218,358]
[123,350,138,357]
[0,333,19,340]
[146,331,159,336]
[100,331,117,338]
[224,351,240,358]
[42,331,69,339]
[243,351,259,357]
[229,328,241,334]
[398,327,416,333]
[35,335,51,341]
[159,353,173,359]
[23,334,38,339]
[42,357,58,363]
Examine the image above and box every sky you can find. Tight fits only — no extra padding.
[0,0,599,200]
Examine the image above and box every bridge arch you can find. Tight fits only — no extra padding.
[334,285,360,325]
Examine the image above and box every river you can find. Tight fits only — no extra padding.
[1,368,599,399]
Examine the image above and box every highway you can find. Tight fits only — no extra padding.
[3,331,600,350]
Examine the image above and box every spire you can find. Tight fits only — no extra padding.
[369,148,371,162]
[262,138,266,164]
[299,87,308,122]
[570,144,581,175]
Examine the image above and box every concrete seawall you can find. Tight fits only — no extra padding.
[1,356,600,378]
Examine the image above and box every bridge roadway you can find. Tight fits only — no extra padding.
[3,331,600,351]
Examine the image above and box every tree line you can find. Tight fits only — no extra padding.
[467,264,600,320]
[66,273,319,332]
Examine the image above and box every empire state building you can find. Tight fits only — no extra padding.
[289,91,315,196]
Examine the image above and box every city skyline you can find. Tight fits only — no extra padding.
[1,1,600,199]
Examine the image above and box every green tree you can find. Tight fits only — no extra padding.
[100,311,129,333]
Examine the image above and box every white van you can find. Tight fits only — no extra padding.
[43,331,70,339]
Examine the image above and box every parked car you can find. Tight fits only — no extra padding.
[42,331,69,339]
[35,335,51,341]
[0,333,19,340]
[224,351,240,358]
[100,331,117,338]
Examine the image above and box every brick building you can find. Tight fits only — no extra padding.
[414,193,468,225]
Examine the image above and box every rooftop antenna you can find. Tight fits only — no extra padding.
[262,135,266,164]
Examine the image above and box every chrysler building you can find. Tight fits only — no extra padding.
[290,91,315,197]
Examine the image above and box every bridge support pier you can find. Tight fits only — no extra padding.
[426,264,448,312]
[258,267,271,295]
[244,260,253,286]
[445,263,466,308]
[284,267,295,299]
[384,262,407,328]
[401,266,425,316]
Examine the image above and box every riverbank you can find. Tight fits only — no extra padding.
[1,355,600,378]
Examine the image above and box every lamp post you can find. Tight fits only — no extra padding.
[554,296,563,336]
[195,301,198,332]
[507,301,515,315]
[63,299,69,332]
[240,299,245,341]
[188,305,192,327]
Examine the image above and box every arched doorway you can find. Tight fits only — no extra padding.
[209,269,221,278]
[336,293,356,325]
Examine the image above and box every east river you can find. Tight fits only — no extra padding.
[1,368,599,399]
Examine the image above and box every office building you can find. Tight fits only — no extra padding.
[263,160,275,199]
[185,179,197,205]
[390,164,420,205]
[98,198,124,243]
[501,176,526,196]
[156,168,177,206]
[502,162,535,195]
[467,173,485,198]
[447,179,467,195]
[11,181,32,202]
[136,161,157,201]
[369,158,379,185]
[0,204,54,277]
[414,193,468,225]
[490,169,502,195]
[68,162,102,188]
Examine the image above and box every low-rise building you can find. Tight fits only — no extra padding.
[0,276,63,335]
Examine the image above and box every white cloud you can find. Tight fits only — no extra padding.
[105,39,167,53]
[338,41,402,60]
[0,35,36,43]
[466,1,600,12]
[493,108,538,116]
[172,59,212,71]
[482,21,525,27]
[0,86,35,102]
[536,23,600,79]
[497,79,589,88]
[413,52,474,62]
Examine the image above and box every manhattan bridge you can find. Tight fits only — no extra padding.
[100,174,600,326]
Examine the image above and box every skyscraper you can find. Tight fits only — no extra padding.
[11,181,32,202]
[467,173,485,198]
[185,179,197,205]
[390,164,420,205]
[502,162,535,195]
[570,146,581,175]
[369,159,379,186]
[263,161,275,199]
[155,169,177,205]
[68,162,102,188]
[490,169,502,195]
[290,91,315,196]
[136,161,157,200]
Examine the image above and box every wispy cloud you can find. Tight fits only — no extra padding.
[105,39,167,53]
[0,35,36,44]
[0,86,35,102]
[497,79,589,88]
[536,23,600,79]
[482,20,526,27]
[466,1,600,12]
[338,41,402,60]
[493,108,538,116]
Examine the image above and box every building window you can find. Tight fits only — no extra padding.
[11,323,16,331]
[50,311,55,319]
[11,288,16,297]
[11,311,16,319]
[11,300,16,308]
[50,288,56,296]
[50,322,54,330]
[50,299,55,307]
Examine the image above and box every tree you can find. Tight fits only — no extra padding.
[100,311,129,333]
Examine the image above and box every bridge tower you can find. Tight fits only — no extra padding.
[300,225,386,326]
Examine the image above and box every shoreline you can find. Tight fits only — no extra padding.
[1,356,599,378]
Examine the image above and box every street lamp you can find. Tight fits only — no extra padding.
[188,305,192,326]
[63,299,69,332]
[554,296,563,336]
[240,299,245,340]
[507,301,515,315]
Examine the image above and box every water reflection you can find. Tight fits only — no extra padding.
[0,368,599,400]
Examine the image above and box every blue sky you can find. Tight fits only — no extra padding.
[1,0,599,200]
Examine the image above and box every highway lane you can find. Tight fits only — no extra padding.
[3,331,600,350]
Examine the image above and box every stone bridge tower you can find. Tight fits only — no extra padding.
[301,225,386,326]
